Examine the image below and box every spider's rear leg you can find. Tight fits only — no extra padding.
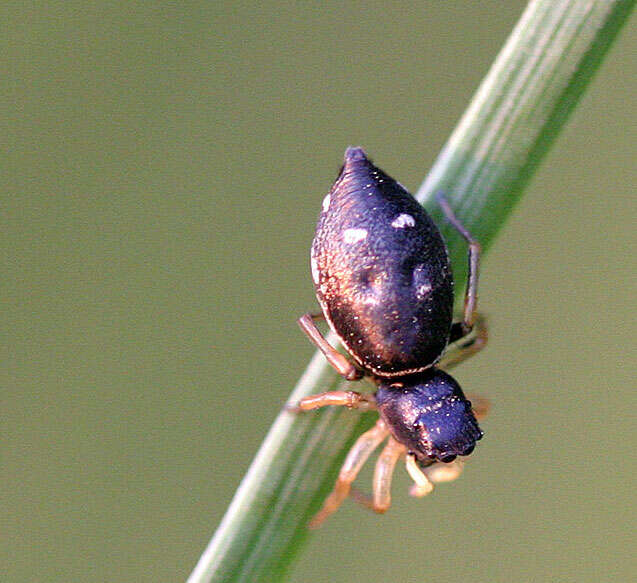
[298,312,363,381]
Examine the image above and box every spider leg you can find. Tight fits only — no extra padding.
[443,314,488,369]
[436,192,480,334]
[298,312,363,381]
[467,394,490,420]
[347,486,375,510]
[421,458,465,485]
[308,419,389,529]
[371,437,405,514]
[405,453,435,497]
[288,390,375,413]
[354,455,469,501]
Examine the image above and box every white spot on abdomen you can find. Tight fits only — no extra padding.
[310,255,320,284]
[391,214,415,229]
[343,228,368,244]
[322,193,331,213]
[362,295,379,306]
[416,283,432,300]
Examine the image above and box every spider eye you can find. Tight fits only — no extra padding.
[438,454,457,463]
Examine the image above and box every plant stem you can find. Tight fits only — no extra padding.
[417,0,634,283]
[188,2,634,582]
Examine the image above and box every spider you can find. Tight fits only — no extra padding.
[293,147,489,528]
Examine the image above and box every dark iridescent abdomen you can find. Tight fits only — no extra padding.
[311,148,453,377]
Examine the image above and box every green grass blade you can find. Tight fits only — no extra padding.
[188,2,634,582]
[417,0,635,283]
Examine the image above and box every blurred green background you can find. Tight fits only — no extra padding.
[3,2,635,582]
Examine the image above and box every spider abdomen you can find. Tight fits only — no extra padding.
[311,148,454,377]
